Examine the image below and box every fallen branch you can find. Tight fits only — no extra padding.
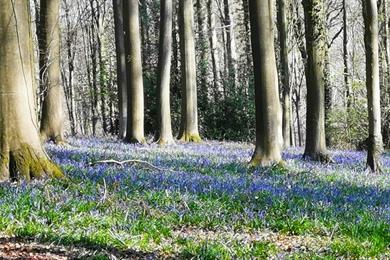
[89,159,174,172]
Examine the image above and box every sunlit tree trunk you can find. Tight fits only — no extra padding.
[123,0,146,144]
[302,0,330,162]
[113,0,127,139]
[39,0,65,144]
[363,0,383,172]
[0,0,62,180]
[277,0,292,148]
[156,0,174,145]
[178,0,201,142]
[249,0,283,166]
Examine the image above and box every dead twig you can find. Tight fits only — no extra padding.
[89,159,174,172]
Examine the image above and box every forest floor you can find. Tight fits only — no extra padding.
[0,137,389,259]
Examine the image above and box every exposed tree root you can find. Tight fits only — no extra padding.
[249,153,283,168]
[303,152,334,164]
[156,138,175,146]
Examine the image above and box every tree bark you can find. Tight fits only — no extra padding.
[277,0,292,148]
[249,0,283,166]
[123,0,146,144]
[113,0,127,139]
[363,0,383,173]
[63,0,77,136]
[223,0,238,88]
[39,0,65,144]
[207,0,221,102]
[156,0,175,145]
[0,0,62,180]
[302,0,330,162]
[343,0,351,108]
[178,0,201,142]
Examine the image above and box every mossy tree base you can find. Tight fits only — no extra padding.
[249,152,282,168]
[178,133,202,143]
[0,144,63,181]
[157,138,175,146]
[303,151,333,163]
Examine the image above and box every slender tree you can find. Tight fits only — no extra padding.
[0,0,62,180]
[63,0,77,136]
[249,0,283,166]
[178,0,201,142]
[207,0,221,102]
[343,0,351,108]
[363,0,383,172]
[39,0,65,143]
[277,0,292,148]
[156,0,175,145]
[302,0,330,162]
[123,0,146,144]
[113,0,127,138]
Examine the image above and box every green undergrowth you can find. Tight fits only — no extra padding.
[0,141,388,258]
[0,175,388,258]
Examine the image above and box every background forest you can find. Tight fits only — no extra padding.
[51,0,389,149]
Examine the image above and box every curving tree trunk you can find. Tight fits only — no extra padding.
[249,0,283,166]
[363,0,383,173]
[277,0,292,148]
[113,0,127,139]
[0,0,62,180]
[178,0,201,142]
[302,0,330,162]
[156,0,174,145]
[123,0,146,144]
[39,0,65,144]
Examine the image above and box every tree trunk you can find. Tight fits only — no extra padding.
[97,4,108,135]
[39,0,65,144]
[178,0,201,142]
[249,0,283,166]
[343,0,351,108]
[277,0,292,148]
[363,0,383,173]
[383,0,390,148]
[113,0,127,139]
[0,0,62,180]
[302,0,330,162]
[123,0,146,144]
[207,0,221,101]
[223,0,238,89]
[157,0,174,145]
[63,0,77,136]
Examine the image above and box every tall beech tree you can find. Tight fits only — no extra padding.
[39,0,65,143]
[249,0,283,166]
[156,0,175,145]
[302,0,330,162]
[363,0,383,172]
[277,0,292,148]
[178,0,201,142]
[113,0,127,138]
[123,0,146,144]
[0,0,62,180]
